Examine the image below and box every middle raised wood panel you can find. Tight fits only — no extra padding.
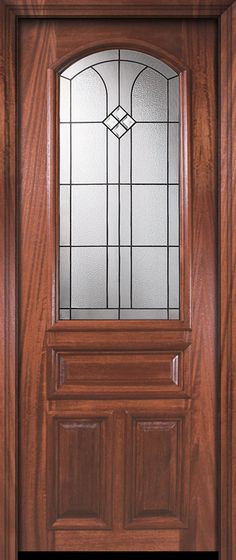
[47,350,188,399]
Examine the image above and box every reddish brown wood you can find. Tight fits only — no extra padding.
[18,17,216,552]
[0,1,235,558]
[47,350,187,399]
[124,405,190,529]
[220,3,236,559]
[2,0,235,17]
[48,413,113,529]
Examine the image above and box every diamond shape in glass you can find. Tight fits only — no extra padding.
[121,114,135,130]
[112,123,127,138]
[112,106,127,121]
[103,114,118,130]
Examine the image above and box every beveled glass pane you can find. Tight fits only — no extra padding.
[132,247,167,308]
[133,124,167,183]
[133,185,167,245]
[71,247,106,308]
[72,124,106,183]
[72,185,106,245]
[132,68,167,122]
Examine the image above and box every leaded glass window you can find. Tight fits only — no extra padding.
[59,49,180,320]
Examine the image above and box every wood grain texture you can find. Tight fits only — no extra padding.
[220,3,236,560]
[2,0,235,17]
[0,3,17,560]
[47,350,186,399]
[48,414,113,529]
[0,1,235,558]
[179,19,218,552]
[18,17,216,552]
[124,409,190,529]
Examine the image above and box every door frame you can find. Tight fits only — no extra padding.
[0,1,235,558]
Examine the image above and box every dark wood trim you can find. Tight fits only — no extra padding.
[0,0,235,558]
[2,0,235,18]
[220,3,236,559]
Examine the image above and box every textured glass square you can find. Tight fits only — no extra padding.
[132,247,167,308]
[72,185,106,245]
[132,185,167,245]
[72,247,106,308]
[72,124,106,183]
[133,124,167,183]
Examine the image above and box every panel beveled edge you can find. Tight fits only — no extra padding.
[124,404,190,529]
[0,2,235,559]
[47,413,113,530]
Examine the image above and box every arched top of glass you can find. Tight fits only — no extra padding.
[60,49,178,81]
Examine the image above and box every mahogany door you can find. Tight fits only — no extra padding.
[18,17,217,551]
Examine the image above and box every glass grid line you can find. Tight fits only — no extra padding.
[59,50,180,320]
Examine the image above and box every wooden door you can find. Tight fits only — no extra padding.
[18,18,217,551]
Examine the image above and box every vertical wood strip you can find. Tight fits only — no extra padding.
[0,4,17,560]
[220,3,236,560]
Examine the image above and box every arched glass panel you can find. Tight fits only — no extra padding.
[59,49,180,320]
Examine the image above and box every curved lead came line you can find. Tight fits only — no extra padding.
[63,57,177,83]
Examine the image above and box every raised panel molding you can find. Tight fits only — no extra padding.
[47,349,190,399]
[125,409,190,529]
[47,414,113,529]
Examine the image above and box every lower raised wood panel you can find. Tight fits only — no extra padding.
[47,413,113,530]
[55,530,180,551]
[125,409,190,529]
